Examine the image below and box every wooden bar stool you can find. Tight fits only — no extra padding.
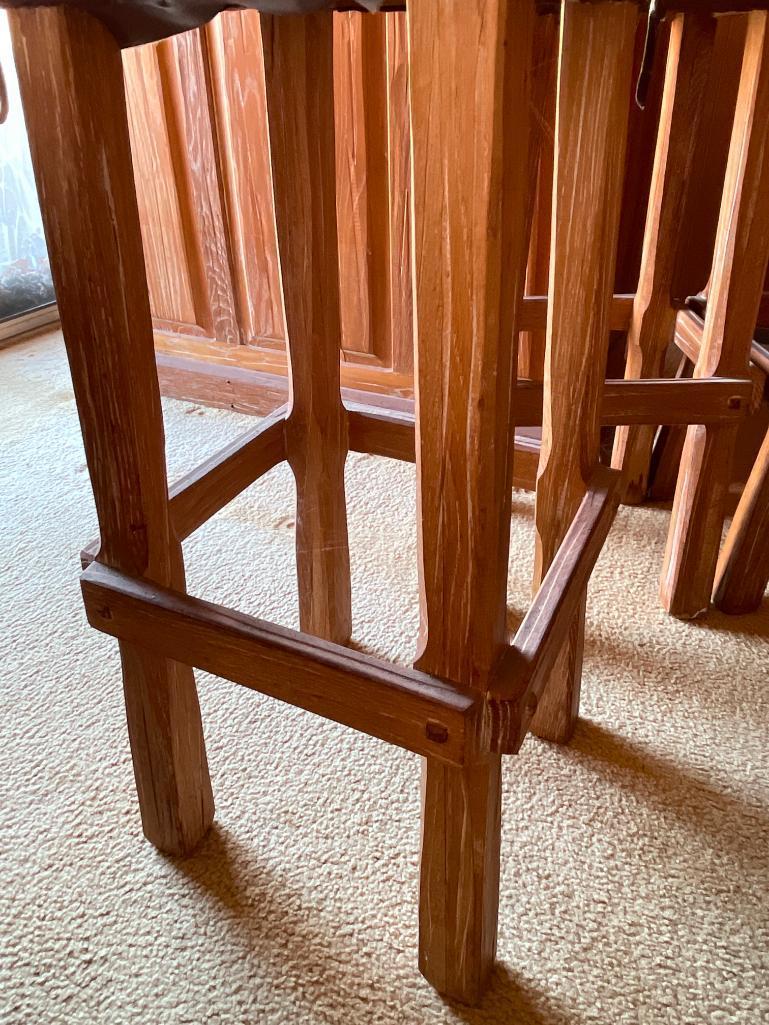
[6,0,766,1007]
[607,3,769,618]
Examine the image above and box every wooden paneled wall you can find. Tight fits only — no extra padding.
[123,11,413,414]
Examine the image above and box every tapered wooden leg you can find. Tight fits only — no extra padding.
[407,0,535,1003]
[532,0,636,744]
[419,758,502,1002]
[661,12,769,619]
[262,13,352,644]
[713,423,769,613]
[612,13,716,505]
[10,8,213,854]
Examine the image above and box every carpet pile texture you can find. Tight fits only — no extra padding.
[1,332,767,1024]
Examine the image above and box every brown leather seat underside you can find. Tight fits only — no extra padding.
[1,0,390,48]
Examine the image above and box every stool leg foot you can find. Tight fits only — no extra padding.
[419,757,501,1005]
[529,599,585,745]
[660,424,737,618]
[121,643,214,855]
[8,7,215,853]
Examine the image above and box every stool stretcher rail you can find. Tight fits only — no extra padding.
[79,368,751,571]
[80,466,622,765]
[80,561,480,766]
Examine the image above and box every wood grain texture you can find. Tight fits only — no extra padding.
[669,11,747,301]
[521,293,633,332]
[80,563,479,768]
[661,11,769,618]
[334,13,391,364]
[123,32,239,344]
[713,421,769,612]
[407,0,535,1003]
[532,0,636,745]
[202,10,414,383]
[206,13,285,344]
[385,12,414,375]
[611,12,716,504]
[347,376,752,461]
[519,11,558,381]
[9,6,214,855]
[674,306,766,409]
[261,11,352,644]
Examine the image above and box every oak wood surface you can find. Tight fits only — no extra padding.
[647,350,692,501]
[348,376,752,462]
[84,363,752,572]
[532,0,636,745]
[669,12,747,302]
[660,10,769,618]
[123,32,240,345]
[9,5,214,855]
[80,563,478,767]
[205,14,285,344]
[612,12,716,504]
[407,0,536,1003]
[262,11,352,643]
[519,11,558,381]
[133,11,417,403]
[334,13,391,364]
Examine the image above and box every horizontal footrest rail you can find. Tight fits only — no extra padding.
[80,561,480,767]
[81,466,622,763]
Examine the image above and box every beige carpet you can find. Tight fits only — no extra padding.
[1,330,768,1025]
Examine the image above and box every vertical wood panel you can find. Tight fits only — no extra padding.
[124,43,199,330]
[335,13,392,364]
[132,12,416,400]
[124,33,238,343]
[386,12,414,375]
[206,13,286,346]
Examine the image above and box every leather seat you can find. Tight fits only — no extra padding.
[1,0,389,47]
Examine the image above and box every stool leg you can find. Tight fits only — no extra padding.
[532,0,636,744]
[10,8,214,855]
[407,0,535,1003]
[660,11,769,619]
[713,423,769,613]
[262,13,352,644]
[612,13,716,505]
